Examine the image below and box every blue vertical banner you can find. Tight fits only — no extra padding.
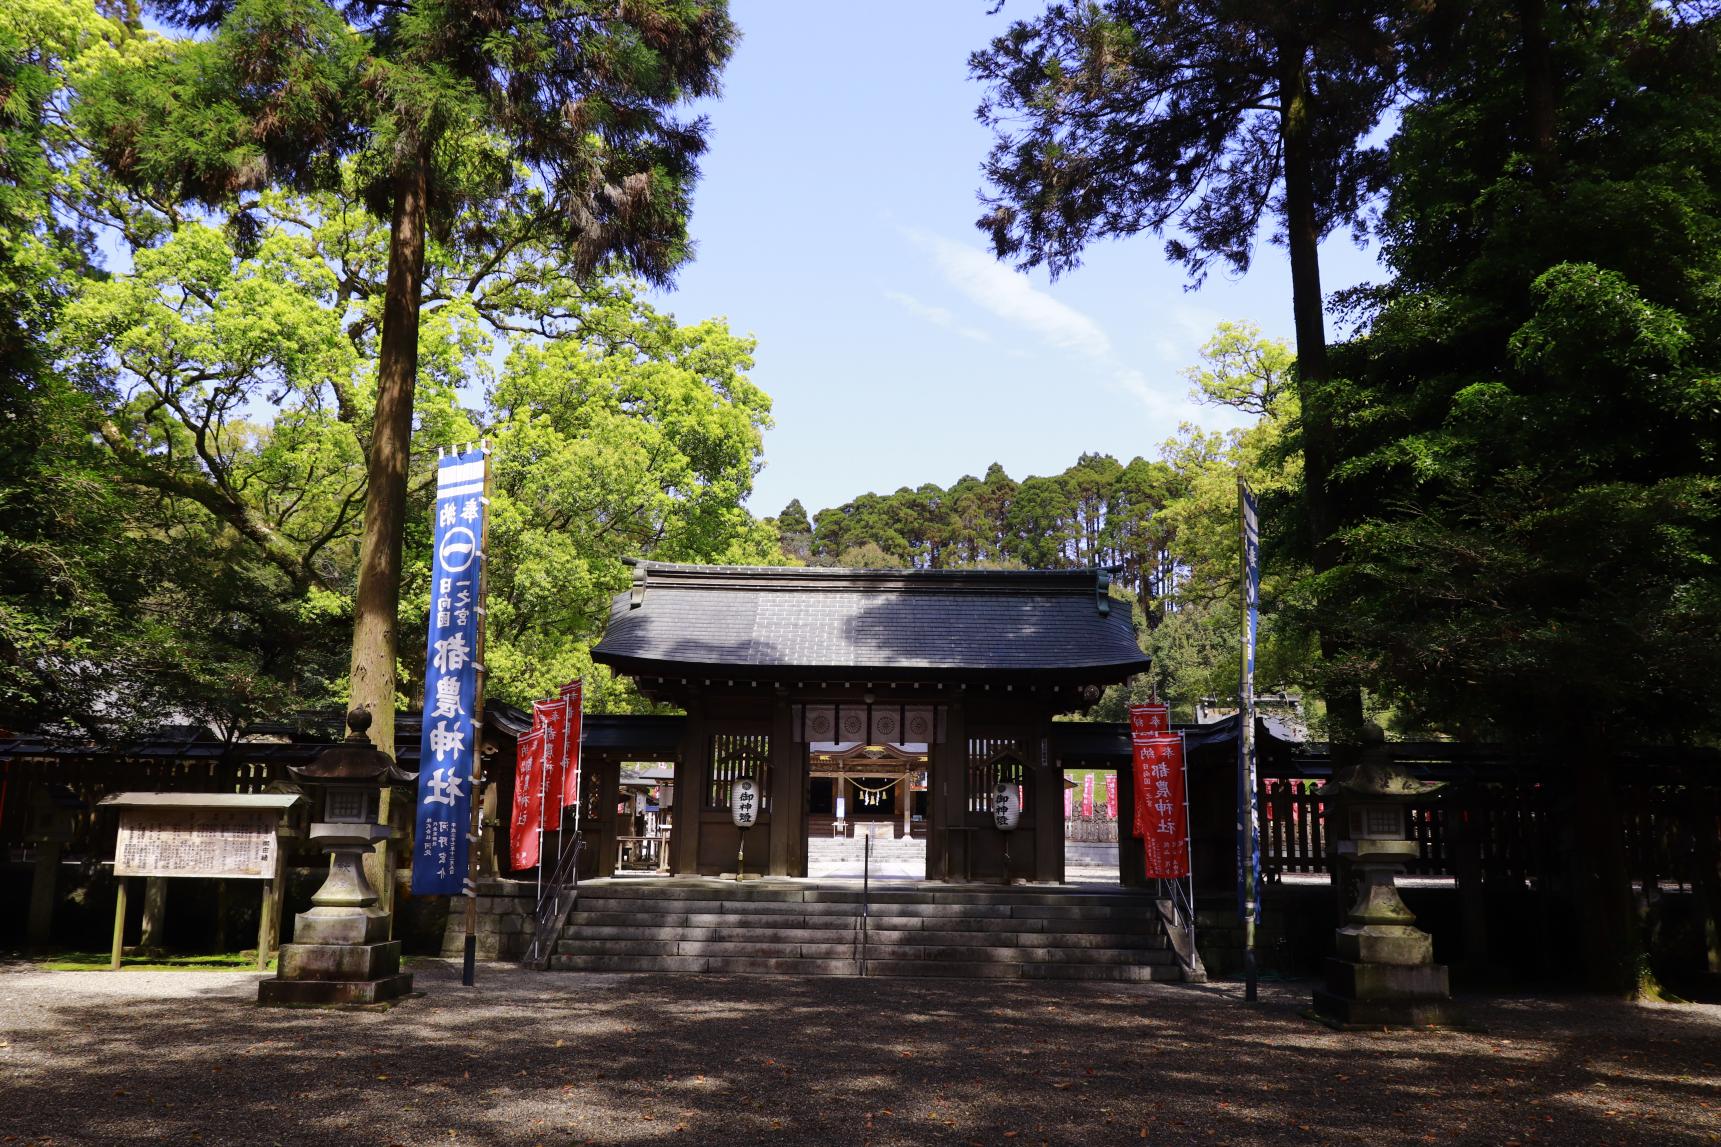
[413,447,490,896]
[1237,477,1262,922]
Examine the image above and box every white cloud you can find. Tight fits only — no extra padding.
[906,230,1113,359]
[903,228,1206,420]
[883,289,994,344]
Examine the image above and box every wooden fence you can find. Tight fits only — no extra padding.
[1255,774,1715,893]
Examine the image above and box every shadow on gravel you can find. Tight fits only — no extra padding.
[4,964,1720,1146]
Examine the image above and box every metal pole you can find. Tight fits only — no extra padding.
[1238,476,1261,1003]
[860,833,870,977]
[462,441,494,988]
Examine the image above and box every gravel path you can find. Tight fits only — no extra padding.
[2,959,1718,1146]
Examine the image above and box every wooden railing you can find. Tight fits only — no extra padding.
[1254,774,1714,892]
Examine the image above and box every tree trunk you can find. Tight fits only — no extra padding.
[1277,34,1365,758]
[1517,0,1557,170]
[1573,729,1645,995]
[347,153,430,757]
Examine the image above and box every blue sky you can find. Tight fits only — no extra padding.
[650,1,1388,519]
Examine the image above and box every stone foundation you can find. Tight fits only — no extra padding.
[439,879,536,961]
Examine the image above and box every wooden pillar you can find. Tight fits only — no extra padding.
[1449,785,1489,973]
[140,876,168,951]
[479,770,500,877]
[673,704,707,875]
[26,841,60,950]
[596,757,621,878]
[901,770,911,839]
[1034,722,1062,883]
[256,834,285,971]
[1115,751,1148,888]
[931,699,967,881]
[768,695,803,876]
[110,877,128,970]
[366,782,395,927]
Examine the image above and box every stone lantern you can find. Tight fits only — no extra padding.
[1312,724,1464,1028]
[259,710,416,1007]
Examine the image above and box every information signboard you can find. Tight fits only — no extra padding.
[115,807,278,879]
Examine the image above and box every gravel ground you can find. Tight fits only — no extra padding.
[2,959,1718,1146]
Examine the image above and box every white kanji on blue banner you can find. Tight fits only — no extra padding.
[413,448,488,896]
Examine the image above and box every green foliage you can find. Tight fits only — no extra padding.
[23,143,773,728]
[1324,2,1721,744]
[970,2,1392,281]
[73,0,738,287]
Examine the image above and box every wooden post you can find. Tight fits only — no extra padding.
[140,876,167,951]
[256,838,285,972]
[901,771,911,840]
[673,703,707,875]
[215,880,229,953]
[768,695,802,877]
[1115,749,1148,888]
[26,841,61,951]
[933,699,967,881]
[369,782,395,938]
[110,877,128,971]
[1034,724,1062,883]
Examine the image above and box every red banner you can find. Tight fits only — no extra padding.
[511,729,546,871]
[1129,704,1189,879]
[559,680,583,811]
[534,698,567,825]
[1105,773,1118,820]
[1081,773,1094,818]
[1128,702,1170,740]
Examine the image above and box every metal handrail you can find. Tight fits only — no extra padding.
[1157,875,1207,983]
[523,832,583,969]
[858,833,870,977]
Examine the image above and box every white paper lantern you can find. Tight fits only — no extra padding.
[992,781,1021,831]
[730,776,760,829]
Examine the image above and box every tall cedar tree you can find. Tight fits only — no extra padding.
[1329,1,1721,992]
[971,0,1394,750]
[77,0,737,752]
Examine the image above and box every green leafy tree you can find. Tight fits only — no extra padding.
[1326,1,1721,993]
[74,0,738,751]
[972,0,1398,752]
[52,162,775,725]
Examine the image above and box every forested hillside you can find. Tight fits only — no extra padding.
[769,323,1306,720]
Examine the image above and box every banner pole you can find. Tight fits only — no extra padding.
[462,442,493,988]
[571,683,583,846]
[1238,475,1261,1004]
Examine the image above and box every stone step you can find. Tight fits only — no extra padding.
[574,897,1156,921]
[549,954,860,975]
[860,959,1182,982]
[557,938,861,960]
[546,954,1175,980]
[559,923,1164,949]
[573,884,1158,908]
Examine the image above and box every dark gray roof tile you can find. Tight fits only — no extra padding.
[591,563,1149,682]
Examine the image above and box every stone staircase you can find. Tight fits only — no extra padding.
[805,834,926,865]
[548,879,1185,981]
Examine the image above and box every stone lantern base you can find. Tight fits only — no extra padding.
[1310,839,1466,1030]
[1312,957,1466,1029]
[258,823,414,1008]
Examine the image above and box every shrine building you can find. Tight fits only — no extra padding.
[582,561,1149,883]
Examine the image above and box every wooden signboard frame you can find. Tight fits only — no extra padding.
[98,793,302,972]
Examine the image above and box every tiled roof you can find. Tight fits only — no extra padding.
[591,563,1151,681]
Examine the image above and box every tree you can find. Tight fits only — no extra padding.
[75,0,738,751]
[1326,1,1721,992]
[972,1,1396,752]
